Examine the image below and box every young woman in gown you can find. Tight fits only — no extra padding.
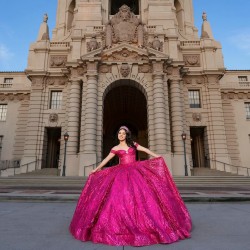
[69,126,192,246]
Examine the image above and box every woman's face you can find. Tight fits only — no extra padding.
[118,129,127,141]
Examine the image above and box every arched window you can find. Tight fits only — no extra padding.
[174,0,184,31]
[110,0,139,15]
[67,0,76,31]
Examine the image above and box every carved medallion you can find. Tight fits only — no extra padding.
[50,56,67,67]
[183,55,200,66]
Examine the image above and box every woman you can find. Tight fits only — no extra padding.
[69,126,192,246]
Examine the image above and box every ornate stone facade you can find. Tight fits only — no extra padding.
[0,0,250,177]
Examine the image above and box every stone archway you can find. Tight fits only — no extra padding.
[103,80,148,163]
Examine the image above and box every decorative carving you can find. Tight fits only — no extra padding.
[77,66,87,76]
[139,64,152,73]
[87,35,101,51]
[49,113,59,123]
[47,78,55,85]
[196,78,203,84]
[192,113,202,122]
[32,77,44,86]
[149,35,163,51]
[183,55,200,66]
[102,48,148,62]
[120,64,130,77]
[99,64,111,73]
[50,56,67,67]
[152,62,163,73]
[105,5,146,48]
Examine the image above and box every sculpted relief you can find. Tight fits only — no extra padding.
[105,5,145,48]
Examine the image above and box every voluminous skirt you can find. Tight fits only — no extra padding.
[69,157,192,246]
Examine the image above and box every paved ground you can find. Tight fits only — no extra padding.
[0,201,250,250]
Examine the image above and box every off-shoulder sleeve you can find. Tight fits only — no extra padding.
[110,149,116,154]
[134,142,139,148]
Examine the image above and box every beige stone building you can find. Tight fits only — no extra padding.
[0,0,250,177]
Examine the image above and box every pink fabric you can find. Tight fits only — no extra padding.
[69,147,192,246]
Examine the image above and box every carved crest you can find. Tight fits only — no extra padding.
[105,5,145,48]
[183,55,200,66]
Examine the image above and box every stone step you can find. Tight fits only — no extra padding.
[1,176,250,188]
[191,167,240,176]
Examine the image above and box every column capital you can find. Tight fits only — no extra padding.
[86,61,98,76]
[152,61,164,77]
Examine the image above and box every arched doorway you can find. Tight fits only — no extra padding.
[103,80,148,165]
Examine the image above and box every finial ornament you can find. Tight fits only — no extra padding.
[202,12,207,21]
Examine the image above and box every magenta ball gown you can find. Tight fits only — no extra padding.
[69,145,192,246]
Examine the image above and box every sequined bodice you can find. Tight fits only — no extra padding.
[111,147,136,165]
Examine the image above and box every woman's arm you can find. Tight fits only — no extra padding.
[91,152,116,173]
[136,144,160,158]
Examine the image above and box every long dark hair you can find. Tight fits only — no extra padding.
[117,126,136,149]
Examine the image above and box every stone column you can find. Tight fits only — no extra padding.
[170,78,184,153]
[152,62,168,154]
[21,77,45,172]
[79,62,98,175]
[67,79,81,154]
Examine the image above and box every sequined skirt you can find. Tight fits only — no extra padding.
[69,157,192,246]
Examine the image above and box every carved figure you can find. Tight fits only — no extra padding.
[87,35,100,51]
[202,12,207,21]
[105,5,145,48]
[120,64,130,77]
[149,35,163,51]
[43,13,48,23]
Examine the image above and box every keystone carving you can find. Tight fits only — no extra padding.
[120,64,130,77]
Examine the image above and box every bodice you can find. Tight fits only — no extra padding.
[111,145,137,165]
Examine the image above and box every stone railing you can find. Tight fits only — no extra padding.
[50,42,70,48]
[0,83,12,88]
[180,41,201,47]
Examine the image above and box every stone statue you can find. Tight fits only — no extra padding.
[202,12,207,21]
[87,35,100,51]
[105,5,145,48]
[149,35,163,51]
[43,13,48,23]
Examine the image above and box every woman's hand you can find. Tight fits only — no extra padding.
[91,168,100,174]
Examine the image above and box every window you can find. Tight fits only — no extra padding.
[50,91,62,110]
[110,0,139,15]
[188,90,201,108]
[238,76,248,82]
[245,103,250,120]
[0,105,7,121]
[4,78,13,83]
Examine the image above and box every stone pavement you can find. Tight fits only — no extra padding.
[0,201,250,250]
